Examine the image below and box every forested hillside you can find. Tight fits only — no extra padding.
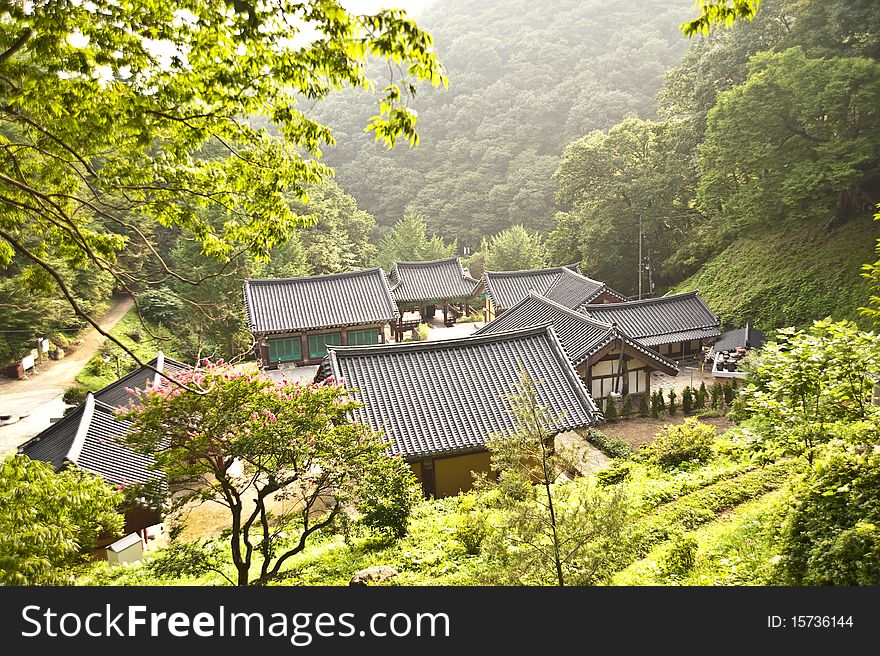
[550,0,880,326]
[313,0,693,247]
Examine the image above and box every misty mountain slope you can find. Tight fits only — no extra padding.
[313,0,693,247]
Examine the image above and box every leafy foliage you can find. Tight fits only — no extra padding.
[356,455,421,540]
[582,428,633,459]
[481,225,549,273]
[122,362,395,586]
[644,418,716,469]
[0,456,122,585]
[0,0,444,365]
[739,319,880,463]
[375,208,456,271]
[775,438,880,585]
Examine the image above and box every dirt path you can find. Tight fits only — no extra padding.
[598,415,735,450]
[0,295,134,457]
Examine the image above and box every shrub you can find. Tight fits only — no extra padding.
[723,381,736,405]
[62,385,88,407]
[621,396,635,418]
[696,382,708,410]
[660,533,699,580]
[682,387,693,415]
[596,460,634,486]
[603,398,619,422]
[667,389,677,416]
[639,394,649,417]
[583,428,632,459]
[357,456,421,539]
[646,418,716,469]
[775,446,880,585]
[650,391,660,418]
[414,323,430,341]
[711,382,723,409]
[452,496,488,555]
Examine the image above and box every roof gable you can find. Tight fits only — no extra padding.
[481,263,581,310]
[544,267,626,308]
[580,291,721,346]
[327,325,602,459]
[475,292,678,373]
[243,268,398,334]
[19,394,163,487]
[389,257,478,303]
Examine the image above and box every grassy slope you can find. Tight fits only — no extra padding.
[75,308,183,391]
[672,216,879,331]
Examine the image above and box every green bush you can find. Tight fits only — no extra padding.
[775,446,880,585]
[583,428,632,459]
[451,496,488,555]
[62,385,88,407]
[660,533,699,580]
[621,396,635,418]
[356,456,421,539]
[667,389,677,416]
[682,387,693,415]
[603,398,619,422]
[695,382,708,410]
[414,323,430,341]
[711,382,723,409]
[647,418,716,469]
[639,394,649,417]
[596,460,634,486]
[723,381,736,406]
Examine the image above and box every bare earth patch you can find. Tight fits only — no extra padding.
[598,415,735,450]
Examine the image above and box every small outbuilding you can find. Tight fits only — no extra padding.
[324,325,602,497]
[243,268,399,368]
[19,393,165,543]
[105,532,145,565]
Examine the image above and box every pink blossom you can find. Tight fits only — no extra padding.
[216,358,224,365]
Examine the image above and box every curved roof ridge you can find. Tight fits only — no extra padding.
[244,267,387,285]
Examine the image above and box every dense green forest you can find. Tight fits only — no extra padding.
[315,0,693,246]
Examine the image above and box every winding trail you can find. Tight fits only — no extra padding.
[0,295,134,457]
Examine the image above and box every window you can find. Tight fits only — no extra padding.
[268,337,302,363]
[348,328,379,346]
[308,332,341,359]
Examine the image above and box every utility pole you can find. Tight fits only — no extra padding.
[638,215,643,300]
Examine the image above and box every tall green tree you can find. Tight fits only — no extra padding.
[698,48,880,234]
[482,224,549,272]
[0,0,444,367]
[293,180,379,275]
[0,456,123,585]
[550,118,701,291]
[375,207,456,271]
[482,371,632,586]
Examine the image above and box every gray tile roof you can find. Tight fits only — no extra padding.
[480,264,582,311]
[713,323,766,353]
[389,257,479,304]
[544,267,627,308]
[243,268,398,334]
[580,291,721,347]
[94,352,191,408]
[326,325,602,459]
[475,292,678,374]
[19,394,163,488]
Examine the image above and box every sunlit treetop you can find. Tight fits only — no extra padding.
[0,0,445,368]
[681,0,762,37]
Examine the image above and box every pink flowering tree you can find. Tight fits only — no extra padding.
[121,361,410,586]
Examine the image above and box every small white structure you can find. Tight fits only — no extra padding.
[106,532,144,565]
